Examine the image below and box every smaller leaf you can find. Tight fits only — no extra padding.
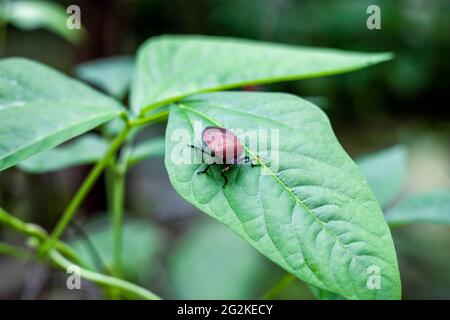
[357,145,407,208]
[70,217,163,285]
[132,35,393,113]
[3,0,84,44]
[128,137,165,167]
[385,190,450,227]
[17,134,108,173]
[0,58,124,172]
[75,56,134,99]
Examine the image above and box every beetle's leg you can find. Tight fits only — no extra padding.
[189,144,208,155]
[220,166,230,188]
[245,156,259,167]
[250,161,261,168]
[239,155,261,167]
[197,164,212,175]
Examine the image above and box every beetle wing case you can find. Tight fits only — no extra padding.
[202,126,244,164]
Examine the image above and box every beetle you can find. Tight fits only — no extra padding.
[189,126,260,188]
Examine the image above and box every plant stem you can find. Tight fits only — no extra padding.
[39,124,131,256]
[104,165,115,216]
[0,206,87,267]
[111,137,134,275]
[0,205,160,299]
[0,109,170,297]
[38,108,168,257]
[49,249,161,300]
[129,110,169,127]
[0,242,32,260]
[261,273,295,300]
[111,165,125,277]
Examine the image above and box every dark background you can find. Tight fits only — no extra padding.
[0,0,449,299]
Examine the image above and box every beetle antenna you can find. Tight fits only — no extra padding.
[187,144,215,157]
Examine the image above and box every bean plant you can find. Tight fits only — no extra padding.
[0,35,449,300]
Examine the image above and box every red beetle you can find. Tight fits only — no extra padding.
[189,126,260,188]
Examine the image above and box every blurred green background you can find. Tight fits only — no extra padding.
[0,0,449,299]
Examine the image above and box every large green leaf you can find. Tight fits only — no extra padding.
[132,35,392,114]
[385,190,450,227]
[357,145,407,208]
[17,134,108,173]
[74,56,134,99]
[1,0,84,44]
[0,58,124,172]
[165,91,401,299]
[70,217,163,285]
[169,218,272,299]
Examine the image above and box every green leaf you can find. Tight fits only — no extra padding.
[70,217,163,285]
[165,91,401,299]
[74,56,134,99]
[132,35,392,114]
[17,134,108,173]
[0,58,124,172]
[128,137,165,167]
[385,190,450,227]
[2,0,84,44]
[357,145,408,208]
[170,218,271,299]
[18,134,165,173]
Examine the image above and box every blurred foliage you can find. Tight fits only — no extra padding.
[74,55,134,99]
[169,217,273,299]
[70,216,164,286]
[357,145,408,207]
[0,0,84,44]
[0,0,449,299]
[386,190,450,226]
[18,134,108,174]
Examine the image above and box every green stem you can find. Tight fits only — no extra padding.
[38,109,168,257]
[0,242,32,260]
[49,249,161,300]
[112,166,125,276]
[111,138,134,277]
[39,124,131,256]
[129,110,169,127]
[261,273,295,300]
[0,108,170,297]
[0,206,85,267]
[0,207,160,299]
[104,165,115,216]
[108,112,166,276]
